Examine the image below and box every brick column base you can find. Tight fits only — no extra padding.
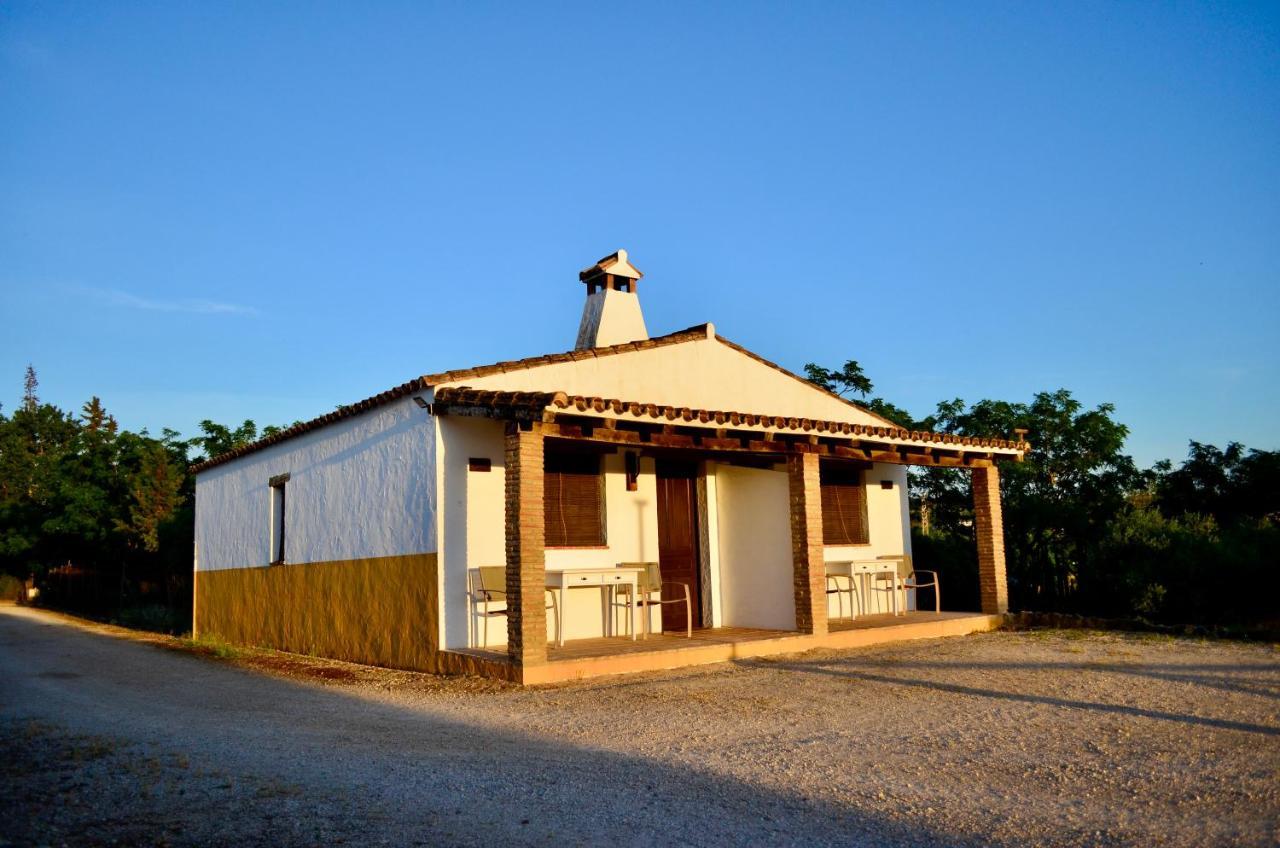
[787,452,828,636]
[505,423,547,666]
[972,464,1009,615]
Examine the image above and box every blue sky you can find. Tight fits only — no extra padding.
[2,2,1276,467]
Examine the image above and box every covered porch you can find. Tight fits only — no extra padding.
[448,611,1003,685]
[434,387,1026,685]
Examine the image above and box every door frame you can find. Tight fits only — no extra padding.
[655,457,704,632]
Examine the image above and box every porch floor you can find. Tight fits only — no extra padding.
[445,611,1002,685]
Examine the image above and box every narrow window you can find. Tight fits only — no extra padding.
[544,448,606,547]
[269,473,289,564]
[820,462,869,545]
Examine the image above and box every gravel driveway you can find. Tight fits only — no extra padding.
[0,604,1276,847]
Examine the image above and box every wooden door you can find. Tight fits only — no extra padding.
[656,459,702,632]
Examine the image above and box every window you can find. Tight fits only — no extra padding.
[544,448,605,547]
[269,473,289,564]
[820,462,868,545]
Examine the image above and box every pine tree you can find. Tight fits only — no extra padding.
[22,365,38,412]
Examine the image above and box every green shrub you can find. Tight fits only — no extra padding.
[0,574,22,601]
[114,604,186,634]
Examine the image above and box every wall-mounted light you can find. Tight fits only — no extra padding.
[468,458,491,472]
[880,480,894,490]
[412,396,429,409]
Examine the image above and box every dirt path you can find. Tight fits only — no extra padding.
[1,605,1276,847]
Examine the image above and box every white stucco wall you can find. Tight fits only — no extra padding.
[439,417,662,650]
[714,464,797,631]
[194,396,437,572]
[821,463,915,615]
[438,335,892,427]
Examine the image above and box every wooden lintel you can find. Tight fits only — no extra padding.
[590,428,642,445]
[648,432,697,449]
[869,450,903,463]
[747,439,788,453]
[699,437,745,451]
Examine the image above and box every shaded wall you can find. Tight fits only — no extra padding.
[194,552,439,672]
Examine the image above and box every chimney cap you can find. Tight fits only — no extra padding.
[579,248,643,282]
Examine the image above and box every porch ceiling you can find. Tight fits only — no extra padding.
[432,387,1029,468]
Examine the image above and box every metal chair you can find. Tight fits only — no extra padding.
[613,561,692,638]
[824,563,861,620]
[467,566,559,649]
[872,554,941,614]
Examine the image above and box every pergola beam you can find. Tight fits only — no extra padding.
[532,418,1018,468]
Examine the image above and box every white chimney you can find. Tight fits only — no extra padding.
[575,249,648,350]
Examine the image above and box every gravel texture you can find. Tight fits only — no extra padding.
[1,604,1276,847]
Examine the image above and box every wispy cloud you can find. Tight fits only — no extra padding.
[90,289,259,317]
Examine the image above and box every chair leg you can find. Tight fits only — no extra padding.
[548,590,560,642]
[934,582,941,614]
[684,586,692,638]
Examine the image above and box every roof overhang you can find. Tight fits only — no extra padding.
[434,387,1029,468]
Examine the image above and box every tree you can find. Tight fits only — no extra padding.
[115,442,186,554]
[189,419,262,461]
[22,365,38,413]
[803,360,873,398]
[912,390,1141,612]
[1154,441,1280,523]
[803,360,918,428]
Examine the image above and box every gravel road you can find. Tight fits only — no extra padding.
[1,604,1276,847]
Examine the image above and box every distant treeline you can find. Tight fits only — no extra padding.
[0,367,289,631]
[1,364,1277,634]
[807,361,1279,632]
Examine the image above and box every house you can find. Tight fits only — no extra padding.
[192,251,1027,684]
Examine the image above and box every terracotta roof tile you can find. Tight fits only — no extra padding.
[433,387,1030,454]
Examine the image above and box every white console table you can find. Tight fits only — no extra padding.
[544,566,644,647]
[825,558,904,617]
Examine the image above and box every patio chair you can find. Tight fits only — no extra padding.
[871,554,941,614]
[613,562,692,639]
[824,564,860,620]
[467,566,560,649]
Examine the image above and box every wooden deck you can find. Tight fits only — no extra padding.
[444,611,1002,685]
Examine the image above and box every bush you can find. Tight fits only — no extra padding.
[114,604,187,634]
[0,574,22,601]
[911,528,979,612]
[1083,507,1278,628]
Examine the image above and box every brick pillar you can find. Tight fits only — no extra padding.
[787,452,828,636]
[971,464,1009,615]
[504,422,547,666]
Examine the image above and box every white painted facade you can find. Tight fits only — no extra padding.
[434,412,915,649]
[194,251,936,656]
[435,333,894,428]
[194,397,437,572]
[195,355,919,653]
[714,465,796,630]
